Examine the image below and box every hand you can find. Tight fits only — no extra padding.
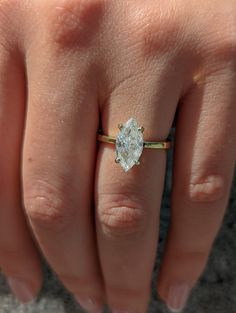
[0,0,235,312]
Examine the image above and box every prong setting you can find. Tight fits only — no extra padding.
[118,123,124,130]
[135,160,141,165]
[138,126,144,133]
[115,157,121,163]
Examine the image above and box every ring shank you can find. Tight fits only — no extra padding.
[97,134,171,149]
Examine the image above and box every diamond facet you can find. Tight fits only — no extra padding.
[115,118,144,172]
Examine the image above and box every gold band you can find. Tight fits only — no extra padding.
[97,134,171,149]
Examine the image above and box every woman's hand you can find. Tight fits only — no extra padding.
[0,0,235,312]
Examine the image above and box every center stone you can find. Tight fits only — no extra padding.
[116,118,144,172]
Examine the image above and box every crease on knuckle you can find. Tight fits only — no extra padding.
[165,250,209,280]
[207,21,236,64]
[133,6,181,58]
[0,244,26,264]
[98,192,148,239]
[105,284,148,299]
[217,33,236,63]
[0,244,36,277]
[0,0,16,51]
[0,0,14,17]
[169,246,209,260]
[45,0,104,49]
[24,179,74,232]
[188,174,226,203]
[59,272,101,293]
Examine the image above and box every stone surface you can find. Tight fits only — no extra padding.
[0,129,235,313]
[116,118,144,172]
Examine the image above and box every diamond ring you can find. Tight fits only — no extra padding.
[97,118,171,172]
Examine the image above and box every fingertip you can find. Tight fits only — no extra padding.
[6,273,43,303]
[157,281,191,313]
[3,257,43,303]
[75,296,104,313]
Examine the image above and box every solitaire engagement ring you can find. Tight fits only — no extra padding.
[97,118,171,172]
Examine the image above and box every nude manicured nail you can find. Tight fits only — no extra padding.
[75,296,103,313]
[166,283,191,312]
[7,277,35,303]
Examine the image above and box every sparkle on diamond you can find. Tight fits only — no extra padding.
[116,118,144,172]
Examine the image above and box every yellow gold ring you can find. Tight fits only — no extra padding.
[97,117,171,172]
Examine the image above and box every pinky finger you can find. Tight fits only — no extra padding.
[158,67,236,312]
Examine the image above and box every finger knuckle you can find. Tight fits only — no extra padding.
[130,5,181,58]
[0,244,24,264]
[215,31,236,62]
[97,192,148,239]
[0,0,17,50]
[105,284,149,301]
[0,244,30,276]
[188,174,226,203]
[24,179,76,232]
[165,250,209,280]
[0,0,15,16]
[59,272,101,294]
[207,16,236,63]
[45,0,105,50]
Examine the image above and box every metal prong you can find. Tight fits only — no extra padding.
[138,126,144,133]
[135,160,141,165]
[118,123,124,130]
[115,157,121,163]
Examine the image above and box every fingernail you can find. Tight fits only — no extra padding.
[166,283,191,312]
[7,277,35,303]
[75,296,103,313]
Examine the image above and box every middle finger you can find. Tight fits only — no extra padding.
[22,3,104,311]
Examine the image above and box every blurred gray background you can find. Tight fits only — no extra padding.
[0,134,235,313]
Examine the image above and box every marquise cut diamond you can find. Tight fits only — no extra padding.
[116,118,144,172]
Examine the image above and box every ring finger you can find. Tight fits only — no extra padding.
[95,55,183,312]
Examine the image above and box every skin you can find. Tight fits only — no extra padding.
[0,0,235,312]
